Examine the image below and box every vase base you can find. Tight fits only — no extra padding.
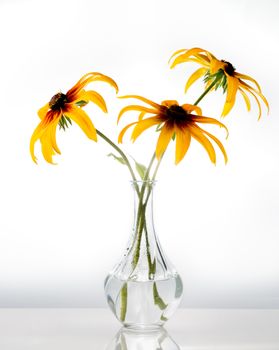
[123,323,163,332]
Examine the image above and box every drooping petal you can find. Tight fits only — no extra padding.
[195,53,211,64]
[40,123,60,164]
[170,47,210,68]
[182,104,202,116]
[189,125,216,164]
[195,125,228,163]
[138,112,146,120]
[234,72,262,92]
[191,115,229,138]
[30,110,61,163]
[131,117,160,142]
[49,120,61,155]
[174,126,191,164]
[118,121,139,143]
[118,95,161,109]
[67,72,118,101]
[37,103,50,119]
[155,124,174,160]
[221,76,239,117]
[168,48,187,64]
[77,90,108,113]
[184,67,207,92]
[242,88,262,120]
[65,105,97,141]
[239,80,269,113]
[238,88,251,112]
[117,105,158,123]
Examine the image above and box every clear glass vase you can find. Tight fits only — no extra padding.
[104,180,183,330]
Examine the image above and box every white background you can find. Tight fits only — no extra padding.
[0,0,278,308]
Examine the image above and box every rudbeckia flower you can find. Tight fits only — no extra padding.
[118,95,228,165]
[169,48,269,118]
[30,72,118,164]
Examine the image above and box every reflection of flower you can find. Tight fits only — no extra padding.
[118,95,228,164]
[170,47,269,118]
[30,72,118,164]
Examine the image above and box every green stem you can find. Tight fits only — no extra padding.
[119,153,157,322]
[96,129,140,196]
[120,282,127,322]
[193,74,223,106]
[131,153,156,269]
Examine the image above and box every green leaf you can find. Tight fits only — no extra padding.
[135,161,147,180]
[156,123,163,132]
[75,100,88,107]
[58,114,72,131]
[107,153,126,165]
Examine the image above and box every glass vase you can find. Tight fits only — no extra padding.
[104,180,183,330]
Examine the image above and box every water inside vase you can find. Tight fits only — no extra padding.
[104,273,183,328]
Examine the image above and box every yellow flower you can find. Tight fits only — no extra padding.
[118,95,228,165]
[169,47,269,118]
[30,72,118,164]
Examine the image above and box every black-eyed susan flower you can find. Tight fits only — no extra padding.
[169,48,269,118]
[30,72,118,164]
[118,95,228,165]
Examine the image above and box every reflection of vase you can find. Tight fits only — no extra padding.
[104,180,183,329]
[106,327,180,350]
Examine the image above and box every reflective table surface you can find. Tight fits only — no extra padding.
[0,308,278,349]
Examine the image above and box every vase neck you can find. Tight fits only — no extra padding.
[131,180,156,242]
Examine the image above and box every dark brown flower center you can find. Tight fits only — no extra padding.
[165,105,189,125]
[49,92,68,110]
[221,60,236,76]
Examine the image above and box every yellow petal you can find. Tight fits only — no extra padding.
[189,125,216,164]
[49,121,61,155]
[131,117,160,141]
[30,111,60,163]
[161,100,178,107]
[234,72,262,92]
[155,124,174,159]
[196,53,210,64]
[244,88,262,120]
[210,58,226,74]
[118,95,161,109]
[174,126,191,164]
[238,88,251,112]
[170,47,210,68]
[182,104,202,116]
[196,125,228,163]
[37,103,50,119]
[117,105,158,123]
[79,90,108,113]
[67,72,118,101]
[239,80,269,113]
[65,106,97,141]
[221,76,239,117]
[168,48,187,64]
[30,124,44,163]
[191,116,229,138]
[40,130,57,164]
[118,121,139,143]
[184,67,207,92]
[89,73,119,92]
[138,112,146,120]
